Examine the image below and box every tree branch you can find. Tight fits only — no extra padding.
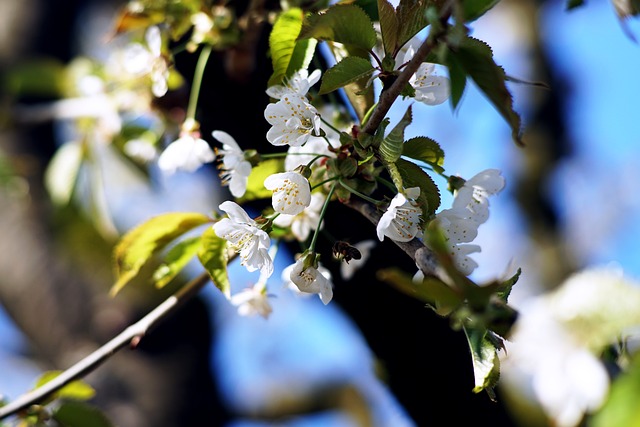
[0,272,211,420]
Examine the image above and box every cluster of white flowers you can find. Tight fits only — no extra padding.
[434,169,505,275]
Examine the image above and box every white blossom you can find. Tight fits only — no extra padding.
[264,172,312,215]
[212,130,252,197]
[397,36,450,106]
[157,133,215,174]
[124,138,158,163]
[340,240,376,280]
[502,298,609,427]
[123,26,169,97]
[284,258,333,305]
[264,95,321,147]
[273,192,325,241]
[284,136,338,172]
[376,187,422,242]
[266,69,321,99]
[230,276,272,319]
[213,201,274,277]
[452,168,506,224]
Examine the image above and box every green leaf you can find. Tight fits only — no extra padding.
[35,371,95,401]
[464,327,500,399]
[3,58,66,97]
[53,401,114,427]
[462,0,501,22]
[299,4,378,50]
[591,354,640,427]
[446,37,523,145]
[396,0,430,48]
[268,8,317,87]
[198,227,231,298]
[353,0,380,20]
[378,0,399,55]
[379,106,412,163]
[402,136,444,168]
[111,212,211,296]
[377,267,461,315]
[238,159,284,203]
[396,158,440,218]
[44,142,84,206]
[152,236,203,289]
[319,56,375,94]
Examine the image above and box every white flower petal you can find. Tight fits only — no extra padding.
[264,172,312,215]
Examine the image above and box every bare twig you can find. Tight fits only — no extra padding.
[0,272,211,420]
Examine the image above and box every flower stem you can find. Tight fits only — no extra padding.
[339,179,383,205]
[320,116,342,135]
[311,175,340,191]
[308,180,337,252]
[186,44,213,122]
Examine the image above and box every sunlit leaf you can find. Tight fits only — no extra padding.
[53,401,114,427]
[268,8,318,88]
[464,328,500,400]
[238,158,284,203]
[45,142,84,206]
[111,212,212,296]
[299,4,377,50]
[401,136,444,168]
[591,353,640,427]
[379,106,412,163]
[319,56,375,94]
[378,0,399,54]
[35,371,95,402]
[197,227,231,298]
[152,236,202,289]
[396,0,430,48]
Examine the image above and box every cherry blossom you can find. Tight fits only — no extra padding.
[266,69,321,99]
[230,278,272,319]
[123,25,169,97]
[273,192,325,241]
[284,258,333,305]
[157,131,216,174]
[212,130,252,197]
[264,171,312,215]
[376,187,422,242]
[264,95,321,147]
[213,201,274,277]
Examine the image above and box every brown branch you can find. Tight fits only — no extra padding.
[0,272,211,420]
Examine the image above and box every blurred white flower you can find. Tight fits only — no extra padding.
[264,95,321,147]
[264,171,312,215]
[410,62,450,106]
[213,201,274,277]
[376,187,422,242]
[157,132,215,174]
[124,138,158,163]
[212,130,252,198]
[452,168,506,224]
[123,25,169,97]
[230,276,272,319]
[273,192,325,241]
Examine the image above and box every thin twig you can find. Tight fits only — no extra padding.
[0,272,211,420]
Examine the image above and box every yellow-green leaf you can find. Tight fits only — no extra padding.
[197,227,231,298]
[35,371,96,402]
[53,401,114,427]
[111,212,211,296]
[152,236,203,289]
[299,4,377,51]
[402,136,445,168]
[45,142,84,206]
[318,56,375,95]
[464,328,500,400]
[395,158,440,219]
[378,0,399,54]
[379,105,412,163]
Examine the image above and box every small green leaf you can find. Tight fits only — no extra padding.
[299,4,378,50]
[402,137,444,168]
[378,0,399,54]
[45,142,84,206]
[446,36,523,145]
[464,328,501,399]
[4,58,66,97]
[591,354,640,427]
[35,371,95,401]
[396,158,440,218]
[268,8,317,87]
[152,236,203,288]
[462,0,501,22]
[238,159,284,203]
[379,106,412,163]
[198,227,231,298]
[377,268,461,315]
[319,56,375,94]
[53,401,114,427]
[111,212,211,296]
